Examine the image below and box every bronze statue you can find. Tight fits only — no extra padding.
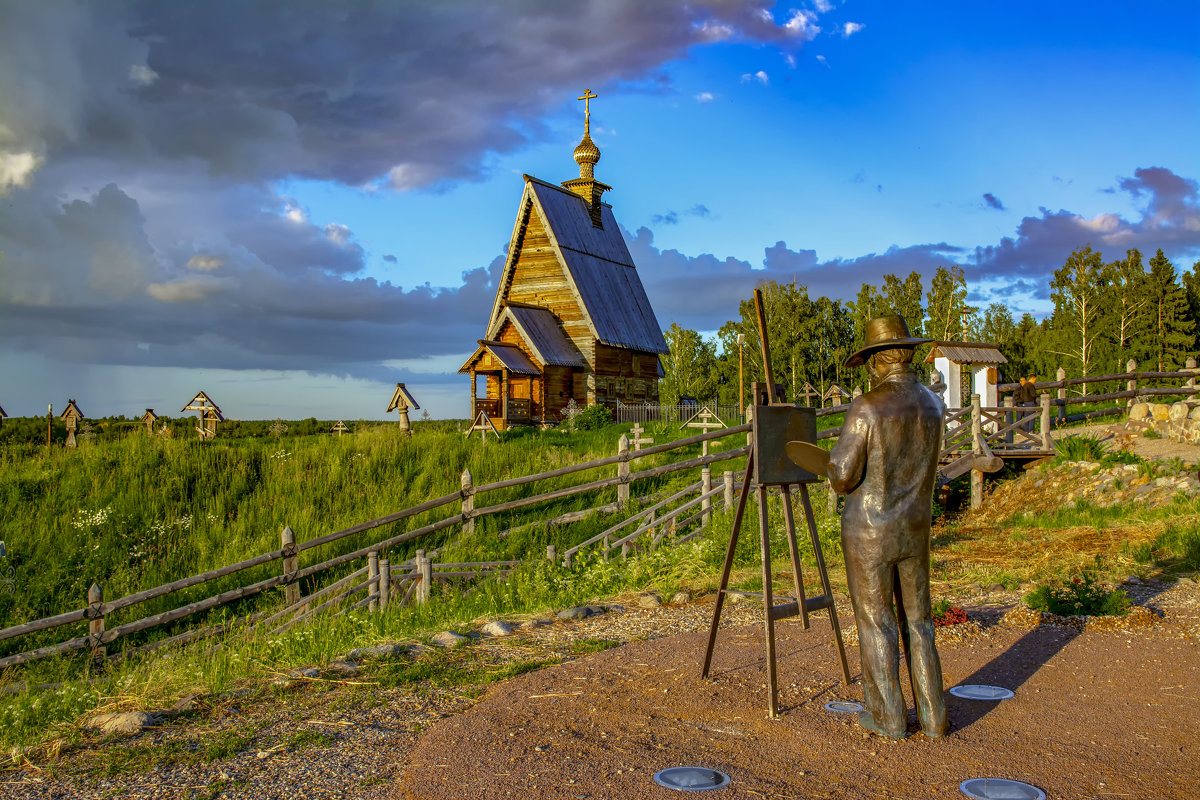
[790,315,949,739]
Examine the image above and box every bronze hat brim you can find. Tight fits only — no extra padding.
[844,337,933,368]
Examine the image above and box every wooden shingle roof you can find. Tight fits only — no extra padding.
[459,341,541,376]
[490,304,587,368]
[488,177,668,356]
[387,383,420,412]
[59,399,84,421]
[926,341,1008,365]
[181,391,225,421]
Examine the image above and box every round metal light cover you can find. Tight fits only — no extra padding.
[823,700,865,713]
[960,778,1046,800]
[950,684,1015,700]
[652,767,732,792]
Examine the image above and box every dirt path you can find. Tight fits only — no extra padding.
[397,601,1200,800]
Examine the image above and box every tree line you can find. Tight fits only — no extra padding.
[659,246,1200,406]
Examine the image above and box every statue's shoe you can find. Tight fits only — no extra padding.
[857,711,907,739]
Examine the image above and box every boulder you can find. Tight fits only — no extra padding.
[519,618,550,630]
[87,711,154,737]
[327,660,358,676]
[1128,403,1149,421]
[670,591,692,605]
[345,643,407,661]
[431,631,469,648]
[1170,402,1190,421]
[557,605,606,620]
[481,620,513,636]
[1189,407,1200,421]
[638,593,662,609]
[1151,404,1172,421]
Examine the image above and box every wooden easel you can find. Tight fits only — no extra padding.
[700,290,852,718]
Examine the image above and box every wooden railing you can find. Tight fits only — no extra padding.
[0,423,752,670]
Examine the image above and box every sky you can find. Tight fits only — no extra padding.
[1,1,1198,421]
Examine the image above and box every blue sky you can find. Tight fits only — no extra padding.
[2,1,1198,420]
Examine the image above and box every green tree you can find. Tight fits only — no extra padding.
[1048,245,1106,387]
[1101,249,1148,372]
[881,271,924,335]
[924,265,975,341]
[1145,249,1194,371]
[659,323,718,403]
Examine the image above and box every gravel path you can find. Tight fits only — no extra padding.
[5,581,1197,800]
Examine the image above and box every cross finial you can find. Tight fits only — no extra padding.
[578,89,598,132]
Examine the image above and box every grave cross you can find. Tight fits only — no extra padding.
[629,423,654,451]
[681,406,727,457]
[331,420,349,437]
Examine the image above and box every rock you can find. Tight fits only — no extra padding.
[482,620,513,636]
[431,631,469,648]
[519,618,550,630]
[558,605,607,620]
[345,643,407,661]
[86,711,154,737]
[1151,404,1172,421]
[1189,407,1200,421]
[256,750,271,759]
[1125,575,1142,585]
[327,660,358,676]
[1170,402,1191,421]
[289,667,320,679]
[638,593,662,608]
[988,583,1006,593]
[670,591,692,605]
[1128,403,1149,421]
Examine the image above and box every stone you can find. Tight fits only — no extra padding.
[256,750,271,759]
[988,583,1006,593]
[557,605,606,620]
[345,643,407,661]
[1170,402,1190,421]
[482,620,513,636]
[86,711,154,737]
[431,630,469,648]
[1128,403,1149,421]
[519,618,550,630]
[1151,404,1171,421]
[1189,407,1200,421]
[327,660,358,676]
[638,593,662,608]
[289,667,320,679]
[670,591,692,605]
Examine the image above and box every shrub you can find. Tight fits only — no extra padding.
[1024,573,1131,617]
[932,598,968,626]
[1054,434,1108,464]
[571,404,613,431]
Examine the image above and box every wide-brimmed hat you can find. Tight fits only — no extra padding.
[844,315,932,368]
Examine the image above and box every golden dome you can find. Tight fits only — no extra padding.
[573,132,601,167]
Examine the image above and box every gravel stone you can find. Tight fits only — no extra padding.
[430,630,468,648]
[481,620,513,636]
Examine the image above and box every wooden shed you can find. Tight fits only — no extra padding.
[459,92,668,429]
[182,391,224,440]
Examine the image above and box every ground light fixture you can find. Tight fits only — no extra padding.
[949,685,1016,700]
[823,700,865,713]
[959,778,1046,799]
[652,767,732,792]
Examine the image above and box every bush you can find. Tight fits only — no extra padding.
[571,404,613,431]
[932,598,968,626]
[1054,434,1108,464]
[1024,573,1131,617]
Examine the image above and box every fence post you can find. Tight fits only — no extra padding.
[617,434,630,507]
[1040,392,1053,451]
[1188,358,1197,401]
[461,469,475,536]
[281,526,299,607]
[546,544,556,563]
[1003,395,1014,445]
[368,551,379,612]
[88,583,105,665]
[416,549,432,604]
[379,558,390,610]
[723,469,734,510]
[970,394,983,510]
[701,466,712,527]
[1056,366,1067,422]
[1126,359,1138,405]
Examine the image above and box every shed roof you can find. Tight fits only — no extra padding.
[60,399,84,421]
[458,341,542,376]
[492,304,587,367]
[926,341,1008,365]
[487,177,668,356]
[387,383,420,412]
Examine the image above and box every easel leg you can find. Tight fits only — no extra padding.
[757,484,779,718]
[799,483,852,685]
[779,485,810,629]
[701,451,754,680]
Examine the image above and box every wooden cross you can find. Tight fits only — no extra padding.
[629,423,654,451]
[683,406,727,457]
[331,420,348,437]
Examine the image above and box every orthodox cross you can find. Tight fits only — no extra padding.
[682,406,727,457]
[629,423,654,451]
[331,420,348,437]
[578,89,598,129]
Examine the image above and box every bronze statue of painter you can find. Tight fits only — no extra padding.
[789,315,949,739]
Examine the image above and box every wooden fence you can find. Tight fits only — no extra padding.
[0,423,752,670]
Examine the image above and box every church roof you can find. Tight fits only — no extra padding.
[459,341,542,376]
[488,177,668,356]
[490,304,587,368]
[926,341,1008,365]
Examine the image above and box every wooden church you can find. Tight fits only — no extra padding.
[459,91,668,429]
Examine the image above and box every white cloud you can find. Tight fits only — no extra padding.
[186,254,225,271]
[128,64,158,85]
[695,92,715,103]
[783,10,820,40]
[843,22,865,38]
[816,54,829,67]
[324,223,352,245]
[0,150,40,190]
[284,203,307,224]
[813,0,834,12]
[696,21,734,41]
[741,71,770,85]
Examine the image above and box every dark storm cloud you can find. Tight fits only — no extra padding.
[983,192,1005,210]
[382,254,398,263]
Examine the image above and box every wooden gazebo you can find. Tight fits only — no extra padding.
[459,91,667,430]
